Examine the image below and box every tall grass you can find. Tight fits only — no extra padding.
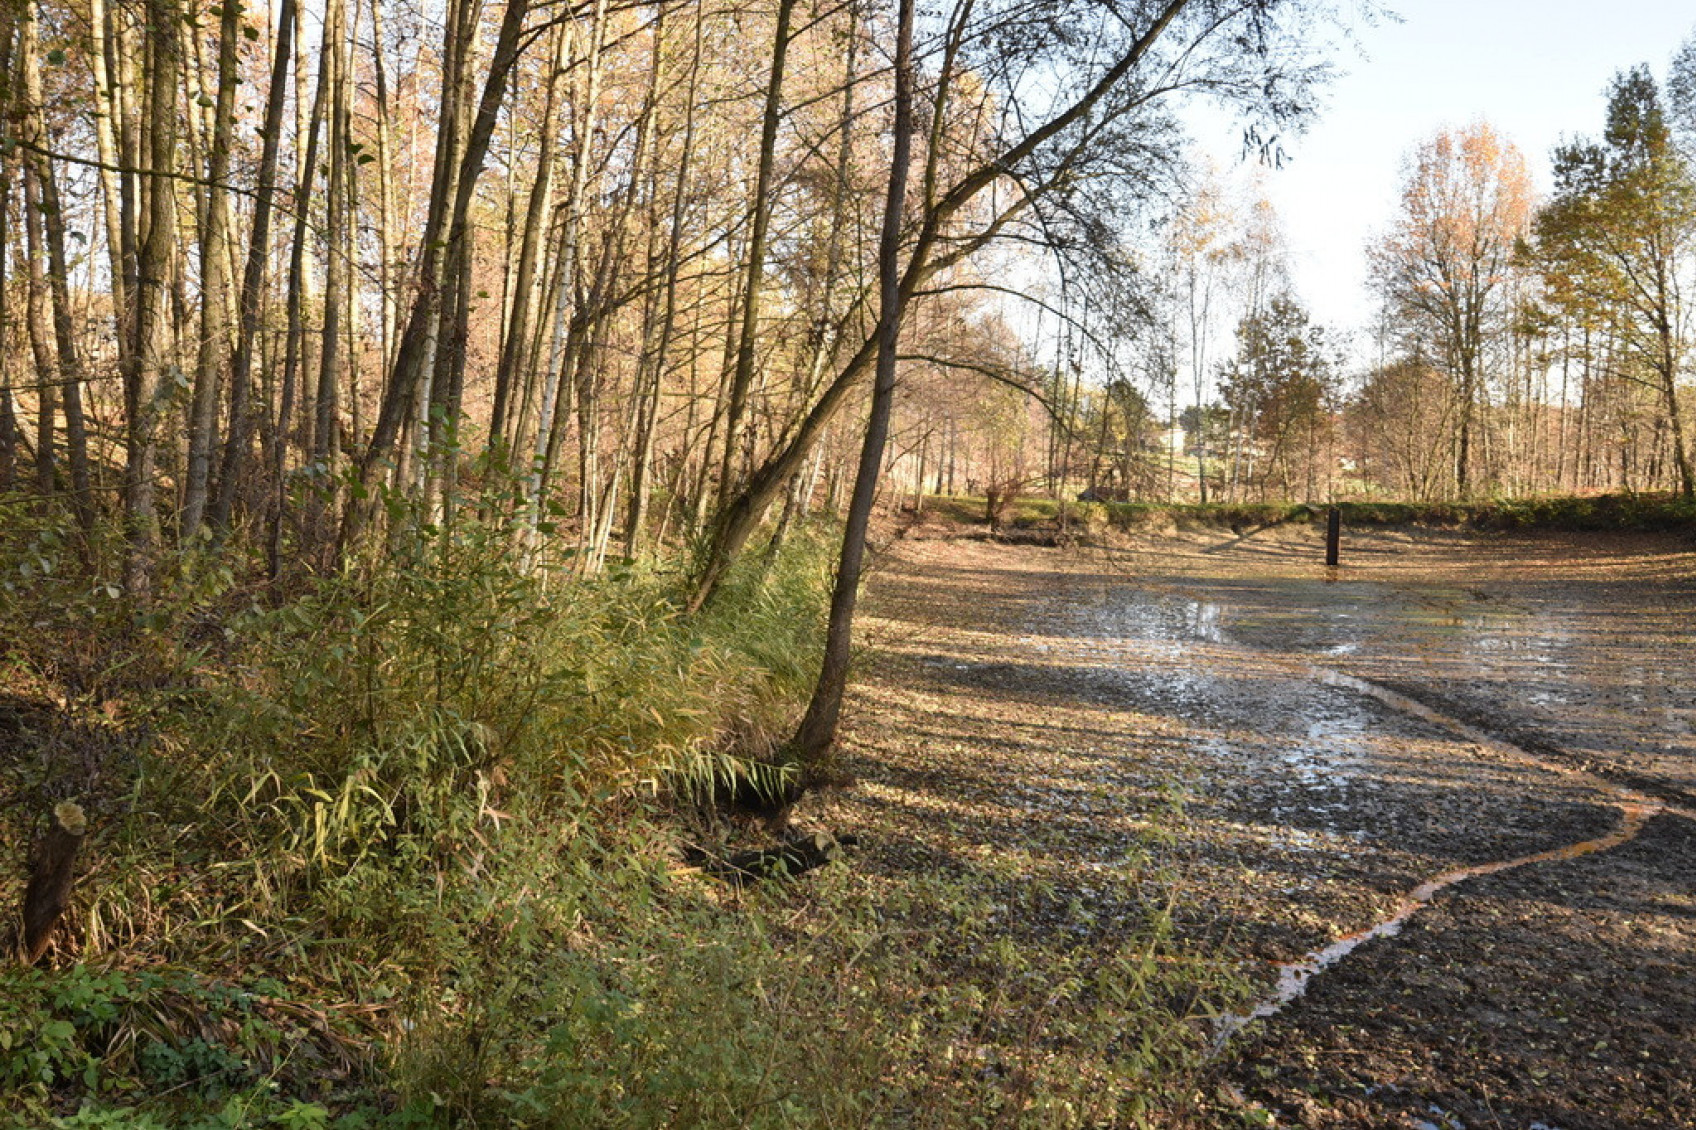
[2,501,1242,1128]
[0,505,833,1119]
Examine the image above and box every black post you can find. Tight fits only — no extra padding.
[1325,506,1341,567]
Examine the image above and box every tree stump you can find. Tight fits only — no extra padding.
[11,801,86,965]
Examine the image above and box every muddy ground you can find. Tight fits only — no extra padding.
[812,519,1695,1128]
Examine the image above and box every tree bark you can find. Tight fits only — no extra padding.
[489,20,568,461]
[0,11,14,492]
[121,0,182,600]
[792,0,914,763]
[716,0,797,510]
[180,0,243,539]
[211,0,296,532]
[268,12,328,576]
[11,803,86,965]
[85,0,131,368]
[21,148,58,501]
[624,1,701,557]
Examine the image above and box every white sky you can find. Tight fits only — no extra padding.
[1191,0,1696,348]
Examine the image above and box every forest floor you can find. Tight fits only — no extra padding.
[804,514,1696,1129]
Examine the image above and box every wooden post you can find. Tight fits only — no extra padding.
[1325,506,1341,567]
[13,801,85,964]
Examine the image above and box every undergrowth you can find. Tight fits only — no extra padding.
[1,495,1242,1127]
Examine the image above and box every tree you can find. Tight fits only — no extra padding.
[790,0,915,765]
[1218,292,1337,500]
[121,0,184,598]
[1167,169,1236,503]
[1370,122,1533,496]
[1085,378,1162,499]
[1530,67,1696,497]
[1670,26,1696,160]
[1348,357,1457,501]
[687,0,1339,611]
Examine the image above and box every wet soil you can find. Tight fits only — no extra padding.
[820,521,1696,1127]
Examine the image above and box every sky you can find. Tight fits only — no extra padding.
[1192,0,1696,352]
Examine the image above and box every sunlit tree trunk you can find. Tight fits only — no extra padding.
[489,21,568,462]
[180,0,243,539]
[525,0,606,544]
[793,0,915,763]
[366,0,398,377]
[22,156,58,500]
[0,12,15,491]
[269,17,327,575]
[716,0,797,510]
[211,0,296,533]
[86,0,130,368]
[21,105,94,529]
[623,2,700,558]
[122,0,183,599]
[313,0,351,495]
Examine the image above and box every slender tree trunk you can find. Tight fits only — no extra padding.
[19,129,58,496]
[716,0,797,509]
[523,0,606,543]
[114,3,141,338]
[489,21,567,460]
[1660,324,1695,498]
[792,0,914,763]
[269,15,327,575]
[180,0,243,539]
[366,0,397,377]
[422,0,480,520]
[20,9,93,528]
[313,0,350,480]
[211,0,295,532]
[122,0,182,599]
[86,0,131,369]
[1455,344,1475,497]
[623,2,700,557]
[0,12,15,491]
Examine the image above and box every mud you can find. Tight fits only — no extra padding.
[835,522,1695,1128]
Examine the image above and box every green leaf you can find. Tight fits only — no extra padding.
[46,49,66,66]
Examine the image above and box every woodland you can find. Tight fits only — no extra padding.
[1,0,1694,1122]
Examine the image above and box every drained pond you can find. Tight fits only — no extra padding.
[821,522,1695,1129]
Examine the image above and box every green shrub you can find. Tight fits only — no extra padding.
[2,504,1241,1127]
